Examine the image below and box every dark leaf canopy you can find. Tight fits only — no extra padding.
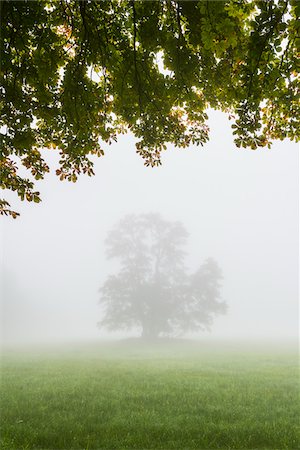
[1,0,299,216]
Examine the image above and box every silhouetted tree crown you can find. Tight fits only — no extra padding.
[1,1,299,217]
[99,214,226,338]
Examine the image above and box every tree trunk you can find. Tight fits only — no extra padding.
[141,325,159,340]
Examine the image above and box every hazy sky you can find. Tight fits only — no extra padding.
[1,110,298,343]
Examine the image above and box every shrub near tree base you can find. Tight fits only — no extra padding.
[1,1,299,216]
[99,214,226,338]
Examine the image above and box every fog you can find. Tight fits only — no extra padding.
[1,110,298,345]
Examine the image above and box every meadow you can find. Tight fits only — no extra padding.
[0,339,299,449]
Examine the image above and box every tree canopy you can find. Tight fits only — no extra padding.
[1,0,299,217]
[99,214,226,338]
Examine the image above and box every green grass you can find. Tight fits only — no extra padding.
[0,339,299,449]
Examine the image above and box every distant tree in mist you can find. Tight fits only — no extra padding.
[99,214,226,339]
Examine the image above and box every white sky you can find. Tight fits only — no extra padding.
[1,110,298,343]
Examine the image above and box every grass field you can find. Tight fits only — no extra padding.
[0,339,299,449]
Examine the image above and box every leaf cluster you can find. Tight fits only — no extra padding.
[1,1,299,215]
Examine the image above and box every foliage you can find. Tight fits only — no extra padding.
[1,0,299,215]
[99,213,226,338]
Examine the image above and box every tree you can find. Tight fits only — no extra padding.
[1,1,299,217]
[99,214,226,338]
